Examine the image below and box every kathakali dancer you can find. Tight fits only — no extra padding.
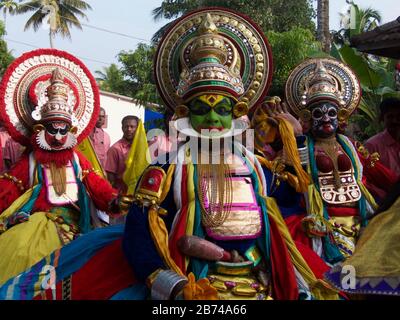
[277,58,398,265]
[0,9,337,300]
[121,9,339,300]
[0,49,129,286]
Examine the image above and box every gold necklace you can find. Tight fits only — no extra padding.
[197,156,233,228]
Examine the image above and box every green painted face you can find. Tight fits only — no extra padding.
[189,95,233,134]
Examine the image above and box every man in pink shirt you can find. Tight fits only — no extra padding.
[0,123,11,173]
[4,138,25,170]
[105,115,139,193]
[89,107,111,169]
[365,98,400,174]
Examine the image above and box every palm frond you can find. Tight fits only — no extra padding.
[152,5,164,22]
[151,21,174,45]
[23,9,46,32]
[63,0,92,11]
[16,1,41,14]
[61,2,89,19]
[18,0,91,41]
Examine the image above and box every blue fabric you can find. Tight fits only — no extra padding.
[0,224,125,300]
[110,284,149,300]
[72,160,91,234]
[261,166,304,218]
[144,109,164,131]
[122,202,165,281]
[325,267,400,296]
[18,166,43,215]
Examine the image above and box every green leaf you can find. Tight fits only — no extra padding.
[338,45,382,89]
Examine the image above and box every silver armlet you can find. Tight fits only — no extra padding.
[151,270,188,300]
[298,146,309,166]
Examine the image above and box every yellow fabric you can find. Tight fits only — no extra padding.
[0,212,62,285]
[251,107,278,148]
[277,118,310,193]
[256,155,305,194]
[123,120,150,195]
[160,164,176,203]
[148,206,184,276]
[307,183,329,226]
[264,196,339,300]
[255,155,273,171]
[358,181,378,211]
[183,272,219,300]
[0,188,35,232]
[342,196,400,278]
[77,138,106,179]
[185,161,196,270]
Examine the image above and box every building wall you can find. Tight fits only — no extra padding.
[99,91,145,145]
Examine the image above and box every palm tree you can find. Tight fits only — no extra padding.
[16,0,92,48]
[332,2,387,140]
[316,0,330,53]
[0,0,19,28]
[334,1,381,45]
[95,63,131,97]
[151,0,316,44]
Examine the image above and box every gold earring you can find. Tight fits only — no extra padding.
[300,109,311,122]
[175,105,189,119]
[233,101,248,118]
[338,109,349,122]
[70,126,78,134]
[33,124,45,133]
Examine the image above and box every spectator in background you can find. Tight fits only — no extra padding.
[4,138,25,170]
[0,122,11,173]
[105,115,139,193]
[147,111,180,161]
[89,107,111,169]
[365,98,400,174]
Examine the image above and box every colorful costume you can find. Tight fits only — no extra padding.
[121,9,337,300]
[0,49,126,285]
[279,58,397,264]
[325,181,400,296]
[0,9,336,300]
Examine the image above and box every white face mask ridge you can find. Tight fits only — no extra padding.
[36,129,77,151]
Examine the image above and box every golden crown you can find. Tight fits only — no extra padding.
[301,60,345,107]
[177,14,244,102]
[32,68,76,125]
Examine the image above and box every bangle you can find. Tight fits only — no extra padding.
[297,146,309,166]
[151,270,188,300]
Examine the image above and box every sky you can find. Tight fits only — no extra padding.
[4,0,399,75]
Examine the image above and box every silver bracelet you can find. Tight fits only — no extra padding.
[151,270,188,300]
[298,146,309,166]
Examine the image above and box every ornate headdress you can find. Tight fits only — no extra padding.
[155,8,273,119]
[0,49,100,146]
[285,58,361,125]
[32,68,78,126]
[176,13,244,103]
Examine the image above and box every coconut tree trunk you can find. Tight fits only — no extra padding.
[317,0,331,53]
[49,30,54,48]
